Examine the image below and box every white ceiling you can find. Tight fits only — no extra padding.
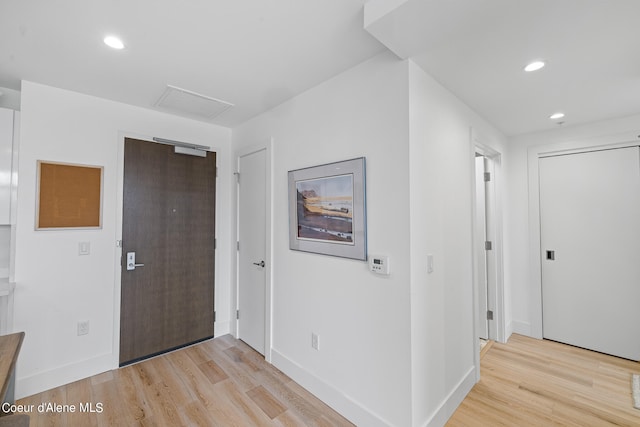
[365,0,640,136]
[0,0,385,127]
[2,0,640,136]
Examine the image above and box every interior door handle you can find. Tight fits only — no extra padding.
[127,252,145,270]
[253,260,265,268]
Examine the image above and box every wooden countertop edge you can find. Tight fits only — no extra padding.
[0,332,25,402]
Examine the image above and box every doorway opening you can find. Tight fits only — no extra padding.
[474,153,491,342]
[472,135,505,377]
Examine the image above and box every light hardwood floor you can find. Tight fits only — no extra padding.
[448,334,640,426]
[16,335,353,427]
[14,333,640,426]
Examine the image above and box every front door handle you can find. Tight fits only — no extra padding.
[253,260,265,268]
[127,252,145,271]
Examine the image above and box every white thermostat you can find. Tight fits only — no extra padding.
[369,255,390,275]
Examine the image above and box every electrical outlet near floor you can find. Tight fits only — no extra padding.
[77,320,90,336]
[311,332,319,350]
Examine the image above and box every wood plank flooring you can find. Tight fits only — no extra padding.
[14,333,640,426]
[15,335,354,427]
[448,334,640,426]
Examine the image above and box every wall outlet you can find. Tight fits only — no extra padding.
[77,320,90,336]
[311,333,319,350]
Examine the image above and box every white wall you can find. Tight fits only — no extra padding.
[0,87,21,111]
[232,51,510,426]
[14,81,232,398]
[233,52,413,427]
[506,113,640,336]
[407,61,507,426]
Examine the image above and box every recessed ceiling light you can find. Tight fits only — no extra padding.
[524,60,546,72]
[549,112,565,120]
[104,36,125,50]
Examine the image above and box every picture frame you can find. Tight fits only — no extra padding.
[36,161,104,230]
[288,157,366,260]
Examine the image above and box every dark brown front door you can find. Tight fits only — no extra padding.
[120,137,216,365]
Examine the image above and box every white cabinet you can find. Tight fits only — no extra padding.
[0,108,15,225]
[0,278,14,334]
[0,108,16,333]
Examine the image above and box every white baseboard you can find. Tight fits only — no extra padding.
[422,366,476,427]
[16,352,113,399]
[510,320,531,337]
[214,320,231,337]
[506,319,513,340]
[270,348,395,427]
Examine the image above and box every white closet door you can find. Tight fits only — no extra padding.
[540,146,640,360]
[237,148,267,355]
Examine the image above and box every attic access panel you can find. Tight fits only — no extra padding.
[154,85,234,120]
[36,161,103,229]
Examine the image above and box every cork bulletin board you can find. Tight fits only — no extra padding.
[36,161,103,229]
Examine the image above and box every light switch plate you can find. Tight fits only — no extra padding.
[79,242,90,255]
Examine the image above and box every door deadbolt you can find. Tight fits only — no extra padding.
[546,250,555,261]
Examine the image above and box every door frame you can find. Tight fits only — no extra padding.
[473,154,489,340]
[526,131,640,339]
[470,128,506,379]
[233,139,273,362]
[112,132,222,368]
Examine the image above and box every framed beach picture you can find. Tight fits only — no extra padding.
[288,157,366,260]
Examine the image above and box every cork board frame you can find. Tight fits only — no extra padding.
[36,161,103,230]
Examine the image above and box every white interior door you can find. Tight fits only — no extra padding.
[540,147,640,360]
[237,148,267,354]
[474,155,489,340]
